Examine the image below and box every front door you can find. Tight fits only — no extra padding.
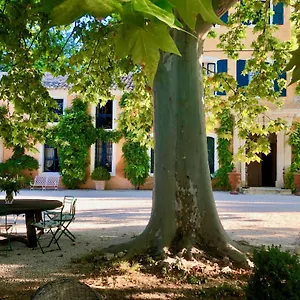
[247,134,277,187]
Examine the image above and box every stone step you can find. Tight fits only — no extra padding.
[241,187,292,195]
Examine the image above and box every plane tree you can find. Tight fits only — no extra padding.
[44,0,258,267]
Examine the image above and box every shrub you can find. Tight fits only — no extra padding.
[91,166,111,181]
[215,109,234,190]
[246,245,300,300]
[285,167,297,193]
[122,141,150,189]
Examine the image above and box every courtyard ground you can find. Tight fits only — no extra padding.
[0,190,300,299]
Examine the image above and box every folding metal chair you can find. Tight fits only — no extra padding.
[45,195,72,218]
[32,206,64,254]
[47,196,77,243]
[0,214,14,256]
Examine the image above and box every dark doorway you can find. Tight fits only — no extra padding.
[247,134,277,187]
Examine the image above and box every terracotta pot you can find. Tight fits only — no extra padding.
[294,173,300,196]
[228,169,241,195]
[94,180,106,191]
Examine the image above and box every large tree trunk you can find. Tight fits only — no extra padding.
[106,3,250,268]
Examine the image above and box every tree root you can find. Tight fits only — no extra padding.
[85,233,252,271]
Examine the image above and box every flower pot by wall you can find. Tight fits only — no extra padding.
[228,169,241,195]
[95,180,106,191]
[294,173,300,196]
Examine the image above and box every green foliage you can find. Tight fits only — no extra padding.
[122,141,150,189]
[47,98,97,189]
[45,0,222,85]
[0,2,73,152]
[0,148,39,196]
[286,123,300,192]
[198,283,244,299]
[285,167,296,193]
[246,245,300,300]
[96,128,123,143]
[118,74,153,188]
[204,0,290,163]
[118,74,153,147]
[91,166,111,181]
[214,109,234,190]
[169,0,223,28]
[285,47,300,85]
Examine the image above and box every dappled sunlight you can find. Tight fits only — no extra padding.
[1,190,300,297]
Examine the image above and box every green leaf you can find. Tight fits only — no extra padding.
[132,0,175,28]
[49,0,126,26]
[285,48,300,85]
[116,21,180,85]
[168,0,223,29]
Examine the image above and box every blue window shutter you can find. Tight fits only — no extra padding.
[236,60,248,87]
[217,59,228,96]
[273,2,284,25]
[220,11,228,23]
[274,72,287,97]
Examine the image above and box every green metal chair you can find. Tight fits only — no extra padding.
[0,214,14,256]
[32,206,64,253]
[45,195,73,217]
[49,197,77,243]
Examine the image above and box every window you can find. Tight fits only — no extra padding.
[95,141,113,172]
[236,59,287,96]
[242,1,284,25]
[202,62,216,77]
[52,98,64,122]
[54,99,64,116]
[207,137,215,175]
[44,144,60,172]
[94,101,114,171]
[96,101,113,129]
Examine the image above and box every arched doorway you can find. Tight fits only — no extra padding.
[247,133,277,187]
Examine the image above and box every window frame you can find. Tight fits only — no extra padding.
[90,100,116,176]
[38,144,60,175]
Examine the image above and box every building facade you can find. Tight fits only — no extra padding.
[0,4,297,189]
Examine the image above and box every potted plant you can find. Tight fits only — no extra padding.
[91,166,111,190]
[0,174,31,204]
[0,149,38,203]
[228,168,241,195]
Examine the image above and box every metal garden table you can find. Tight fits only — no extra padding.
[0,199,62,247]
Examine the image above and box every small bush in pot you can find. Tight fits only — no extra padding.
[91,166,111,181]
[91,166,111,190]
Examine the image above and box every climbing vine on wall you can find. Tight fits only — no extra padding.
[118,74,153,188]
[286,123,300,192]
[215,109,234,190]
[47,98,97,189]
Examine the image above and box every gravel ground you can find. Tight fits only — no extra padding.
[1,190,300,285]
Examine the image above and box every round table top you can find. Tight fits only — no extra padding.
[0,199,62,215]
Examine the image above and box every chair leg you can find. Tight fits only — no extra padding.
[55,221,75,242]
[34,227,61,253]
[47,227,61,250]
[35,235,45,254]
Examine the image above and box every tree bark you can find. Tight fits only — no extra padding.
[106,1,251,268]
